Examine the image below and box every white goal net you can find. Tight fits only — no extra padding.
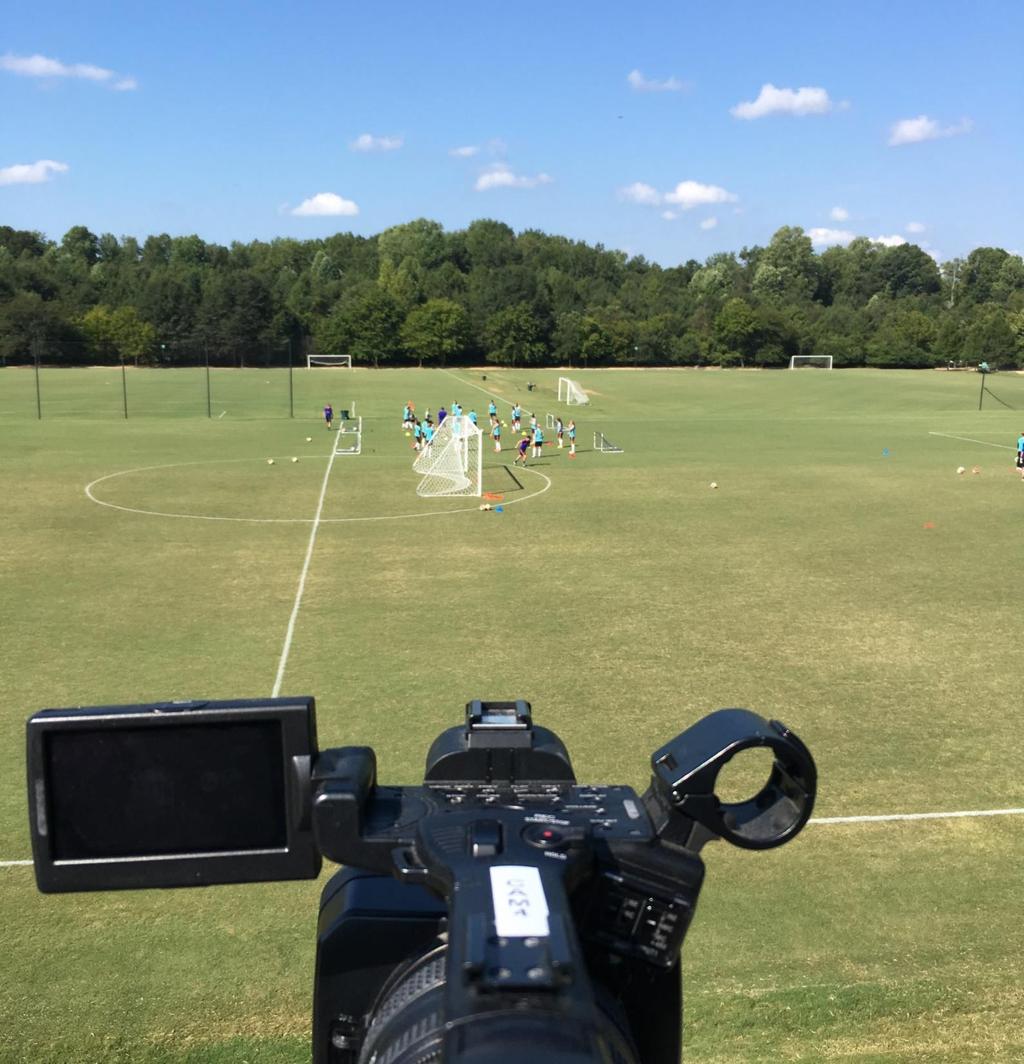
[789,355,832,370]
[307,353,352,368]
[557,377,589,405]
[413,415,483,497]
[594,431,623,453]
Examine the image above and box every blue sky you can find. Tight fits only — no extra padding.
[3,0,1022,265]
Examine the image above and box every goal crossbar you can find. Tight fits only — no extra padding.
[307,354,352,369]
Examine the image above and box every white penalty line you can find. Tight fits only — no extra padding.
[270,435,340,697]
[3,806,1022,868]
[809,807,1024,826]
[928,431,1013,450]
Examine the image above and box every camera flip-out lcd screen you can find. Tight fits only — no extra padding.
[27,698,321,892]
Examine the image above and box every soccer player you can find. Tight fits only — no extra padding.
[492,419,502,452]
[532,422,544,458]
[323,403,334,430]
[555,416,564,448]
[402,403,413,429]
[422,420,434,449]
[488,400,497,420]
[437,405,447,426]
[468,409,478,426]
[1017,430,1024,480]
[567,419,576,455]
[451,401,462,417]
[413,419,422,450]
[514,434,530,467]
[511,403,521,432]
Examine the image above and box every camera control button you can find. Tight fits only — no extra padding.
[522,824,567,850]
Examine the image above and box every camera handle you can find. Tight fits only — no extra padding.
[643,708,817,852]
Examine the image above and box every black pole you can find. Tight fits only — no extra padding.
[33,341,42,420]
[288,340,294,418]
[121,355,128,419]
[205,343,212,418]
[978,372,985,411]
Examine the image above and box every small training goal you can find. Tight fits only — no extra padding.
[413,415,483,497]
[307,353,352,369]
[594,431,623,453]
[789,355,832,370]
[558,377,589,405]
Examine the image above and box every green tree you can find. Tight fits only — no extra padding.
[713,298,758,364]
[400,298,469,366]
[483,303,546,367]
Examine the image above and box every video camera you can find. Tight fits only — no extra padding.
[27,698,816,1063]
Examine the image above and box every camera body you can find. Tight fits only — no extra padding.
[27,698,816,1064]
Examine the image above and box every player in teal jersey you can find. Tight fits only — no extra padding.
[511,404,521,432]
[422,421,434,448]
[532,424,544,458]
[568,419,576,455]
[488,400,497,420]
[491,419,502,452]
[468,410,478,426]
[413,420,423,450]
[1016,431,1024,480]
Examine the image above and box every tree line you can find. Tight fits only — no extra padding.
[1,219,1022,369]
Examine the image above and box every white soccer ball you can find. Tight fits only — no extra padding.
[709,482,718,489]
[306,436,312,442]
[267,458,275,465]
[957,466,966,475]
[291,457,298,463]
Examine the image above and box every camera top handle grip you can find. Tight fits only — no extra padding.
[647,708,817,851]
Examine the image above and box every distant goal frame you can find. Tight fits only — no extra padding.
[307,353,352,369]
[557,377,590,405]
[789,355,832,370]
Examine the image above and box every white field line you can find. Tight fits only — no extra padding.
[809,807,1024,825]
[270,435,340,697]
[928,431,1013,450]
[85,459,551,524]
[2,804,1022,868]
[439,368,522,413]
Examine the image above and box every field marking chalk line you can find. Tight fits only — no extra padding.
[85,459,551,524]
[271,435,339,697]
[4,805,1023,868]
[928,431,1013,450]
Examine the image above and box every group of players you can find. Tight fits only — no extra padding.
[400,398,576,465]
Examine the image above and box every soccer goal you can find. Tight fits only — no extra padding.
[558,377,589,405]
[594,431,623,453]
[307,353,352,369]
[334,416,362,456]
[789,355,832,370]
[413,415,483,497]
[545,412,557,430]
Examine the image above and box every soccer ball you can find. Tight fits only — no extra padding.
[957,466,966,475]
[267,458,275,465]
[709,482,718,489]
[306,436,312,442]
[479,503,492,511]
[291,457,298,463]
[405,432,411,438]
[502,421,508,427]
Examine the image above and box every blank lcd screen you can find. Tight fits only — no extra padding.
[45,720,286,860]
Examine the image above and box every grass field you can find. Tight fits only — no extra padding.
[2,365,1023,1063]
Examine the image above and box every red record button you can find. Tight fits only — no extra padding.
[523,824,566,849]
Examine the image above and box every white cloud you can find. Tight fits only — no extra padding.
[1,52,136,89]
[663,180,737,209]
[830,206,849,222]
[809,227,855,247]
[872,234,907,247]
[700,216,718,230]
[619,181,662,205]
[731,83,833,119]
[627,69,687,92]
[290,192,359,217]
[475,163,552,191]
[905,221,926,233]
[888,115,971,146]
[449,145,479,157]
[350,133,403,152]
[661,210,678,220]
[0,159,69,186]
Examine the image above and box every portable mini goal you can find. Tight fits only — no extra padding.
[413,415,483,497]
[307,353,352,369]
[594,431,623,453]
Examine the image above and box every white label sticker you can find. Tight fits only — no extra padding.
[489,865,550,938]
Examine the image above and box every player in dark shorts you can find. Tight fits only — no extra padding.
[514,435,530,467]
[323,403,334,429]
[1016,430,1024,479]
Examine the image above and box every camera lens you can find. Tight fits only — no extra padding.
[358,944,640,1064]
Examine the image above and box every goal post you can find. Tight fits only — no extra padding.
[307,353,352,369]
[789,355,832,370]
[413,415,483,497]
[557,377,589,405]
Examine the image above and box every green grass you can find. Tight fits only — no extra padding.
[2,365,1023,1062]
